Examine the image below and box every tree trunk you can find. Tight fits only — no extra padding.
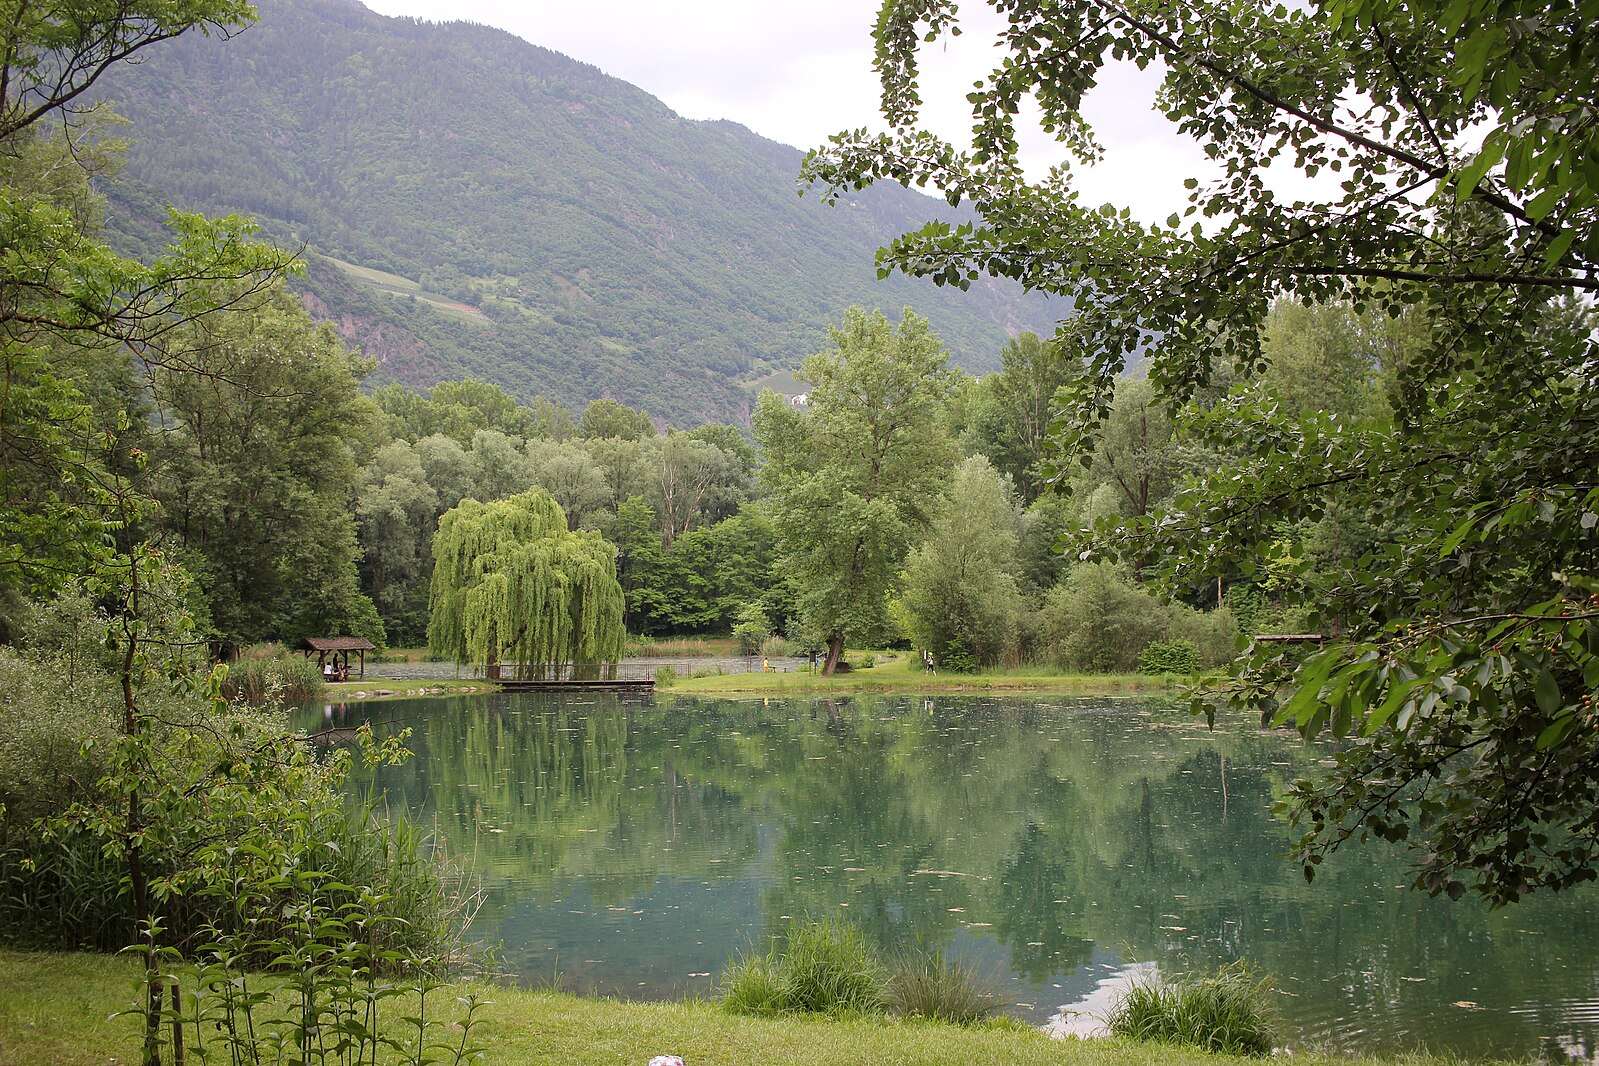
[821,634,845,676]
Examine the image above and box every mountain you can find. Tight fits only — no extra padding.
[92,0,1063,425]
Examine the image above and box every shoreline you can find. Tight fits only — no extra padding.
[0,950,1477,1066]
[660,664,1178,697]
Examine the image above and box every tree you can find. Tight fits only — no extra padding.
[428,488,626,679]
[356,440,438,644]
[1068,378,1191,523]
[965,332,1079,502]
[805,1,1599,902]
[894,456,1025,669]
[524,438,609,530]
[1,5,295,1060]
[147,282,383,652]
[578,397,655,441]
[753,307,957,674]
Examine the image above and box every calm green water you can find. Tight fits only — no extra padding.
[295,692,1599,1061]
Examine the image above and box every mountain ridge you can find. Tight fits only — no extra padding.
[93,0,1064,424]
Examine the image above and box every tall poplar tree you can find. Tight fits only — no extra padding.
[428,488,626,679]
[753,307,956,674]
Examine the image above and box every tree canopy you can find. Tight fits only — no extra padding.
[804,0,1599,903]
[428,488,626,679]
[753,306,957,673]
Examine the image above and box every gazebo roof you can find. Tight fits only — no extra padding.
[299,637,377,652]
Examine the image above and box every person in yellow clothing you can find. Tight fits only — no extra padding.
[762,657,772,672]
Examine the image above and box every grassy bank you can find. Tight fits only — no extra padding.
[324,676,500,701]
[0,950,1455,1066]
[664,657,1174,696]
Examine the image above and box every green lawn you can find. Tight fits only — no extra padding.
[0,950,1470,1066]
[664,657,1176,696]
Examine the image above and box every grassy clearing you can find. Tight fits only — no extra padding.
[0,950,1487,1066]
[665,654,1172,696]
[321,255,487,323]
[324,677,499,701]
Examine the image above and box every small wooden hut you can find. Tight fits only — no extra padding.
[299,636,376,681]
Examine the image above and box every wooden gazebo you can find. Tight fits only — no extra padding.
[299,636,376,681]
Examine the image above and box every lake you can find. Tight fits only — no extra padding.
[294,691,1599,1061]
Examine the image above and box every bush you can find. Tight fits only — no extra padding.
[1043,562,1171,671]
[1045,563,1238,672]
[759,634,791,658]
[1137,638,1200,675]
[1169,603,1240,668]
[886,948,1001,1024]
[732,602,771,656]
[221,647,324,704]
[1108,962,1279,1056]
[0,649,474,964]
[721,919,885,1017]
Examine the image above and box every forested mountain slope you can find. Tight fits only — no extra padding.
[93,0,1062,424]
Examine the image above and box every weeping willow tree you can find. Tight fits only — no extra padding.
[428,489,626,679]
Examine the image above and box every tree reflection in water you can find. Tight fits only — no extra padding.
[299,693,1599,1062]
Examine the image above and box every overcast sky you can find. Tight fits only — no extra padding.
[359,0,1214,222]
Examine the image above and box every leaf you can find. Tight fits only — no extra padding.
[1534,668,1562,715]
[1535,714,1573,750]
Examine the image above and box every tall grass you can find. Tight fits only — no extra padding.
[1108,961,1280,1056]
[722,919,885,1017]
[222,645,324,703]
[626,635,717,658]
[885,947,1001,1025]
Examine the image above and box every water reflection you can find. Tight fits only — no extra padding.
[296,693,1599,1061]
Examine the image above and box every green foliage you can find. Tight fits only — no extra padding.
[1108,962,1280,1057]
[754,307,958,672]
[1138,639,1201,677]
[579,398,655,441]
[895,456,1026,669]
[0,649,470,963]
[721,919,886,1018]
[732,602,771,656]
[964,332,1081,503]
[884,948,1001,1025]
[120,726,488,1065]
[219,647,325,705]
[428,488,626,676]
[809,0,1599,902]
[1043,563,1175,673]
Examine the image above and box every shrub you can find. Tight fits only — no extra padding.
[1108,961,1280,1056]
[886,948,1001,1025]
[1169,603,1240,667]
[221,648,324,704]
[654,665,678,685]
[1137,638,1200,675]
[0,651,474,964]
[1043,562,1172,672]
[721,918,885,1017]
[732,602,771,656]
[759,634,791,658]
